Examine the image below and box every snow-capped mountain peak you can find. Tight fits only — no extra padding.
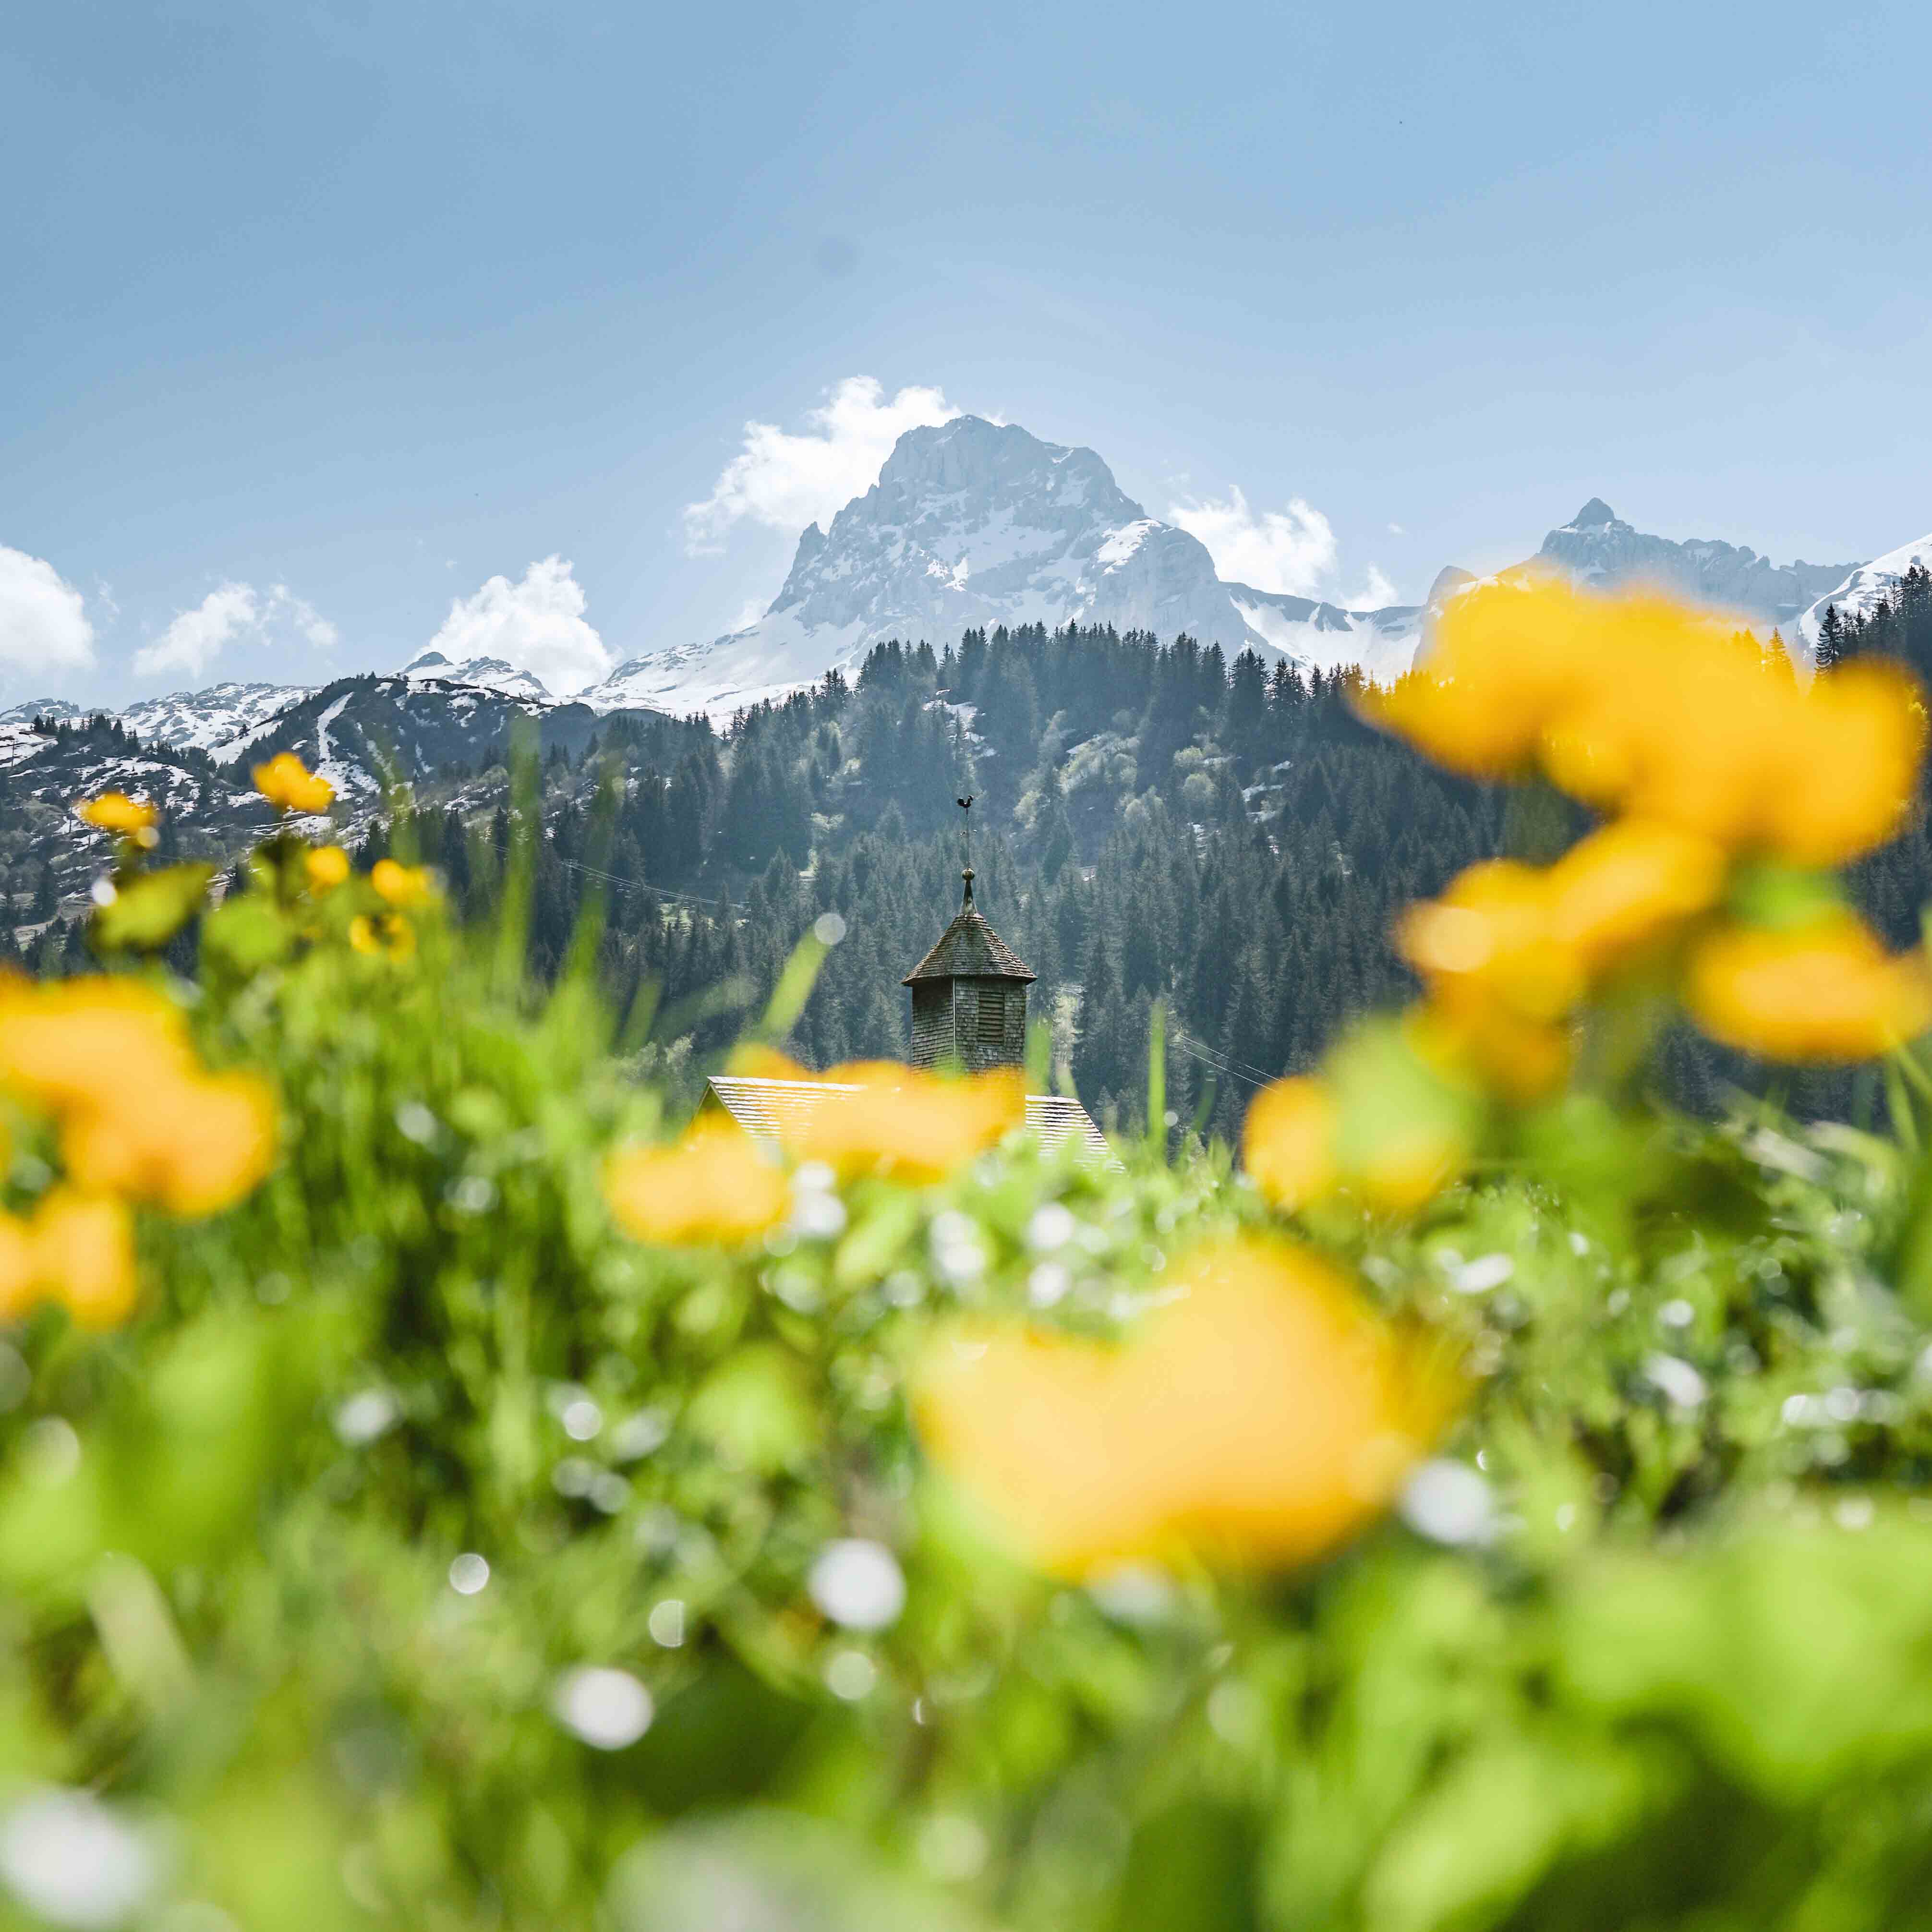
[603,415,1425,715]
[400,650,553,702]
[1537,500,1856,625]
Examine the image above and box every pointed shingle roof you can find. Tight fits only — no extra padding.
[902,869,1036,986]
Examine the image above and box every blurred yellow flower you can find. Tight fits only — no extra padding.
[604,1119,789,1246]
[1398,858,1583,1023]
[34,1189,137,1330]
[0,1191,138,1331]
[0,978,278,1220]
[0,978,194,1115]
[371,858,436,907]
[1760,659,1925,867]
[76,792,158,839]
[788,1064,1025,1182]
[1546,818,1727,973]
[1370,580,1925,867]
[349,912,417,962]
[1242,1075,1337,1211]
[916,1235,1457,1576]
[1363,574,1603,780]
[61,1069,278,1217]
[305,845,351,892]
[253,752,335,815]
[1412,997,1571,1108]
[1685,915,1932,1063]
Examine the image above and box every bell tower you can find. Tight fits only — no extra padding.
[902,868,1037,1071]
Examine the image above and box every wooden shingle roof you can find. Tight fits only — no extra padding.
[902,869,1036,986]
[700,1076,1108,1162]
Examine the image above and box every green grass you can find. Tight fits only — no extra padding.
[5,868,1932,1932]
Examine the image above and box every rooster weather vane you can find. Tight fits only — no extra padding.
[957,795,974,889]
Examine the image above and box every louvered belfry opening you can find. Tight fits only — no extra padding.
[902,868,1037,1072]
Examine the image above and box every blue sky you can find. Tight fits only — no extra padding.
[4,0,1928,703]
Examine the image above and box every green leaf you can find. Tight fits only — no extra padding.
[89,861,215,950]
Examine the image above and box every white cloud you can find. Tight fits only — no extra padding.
[134,581,340,682]
[136,582,260,678]
[684,376,959,553]
[1354,564,1400,608]
[0,546,96,676]
[428,555,612,694]
[271,584,339,651]
[1167,486,1340,598]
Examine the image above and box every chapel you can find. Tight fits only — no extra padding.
[701,867,1107,1159]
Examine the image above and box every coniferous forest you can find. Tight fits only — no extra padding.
[335,563,1932,1136]
[14,567,1931,1138]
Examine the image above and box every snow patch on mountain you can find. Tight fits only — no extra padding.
[1794,533,1932,652]
[401,650,553,702]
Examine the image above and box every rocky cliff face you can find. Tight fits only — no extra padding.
[1537,499,1856,625]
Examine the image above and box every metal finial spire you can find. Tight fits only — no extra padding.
[961,865,975,908]
[955,792,973,887]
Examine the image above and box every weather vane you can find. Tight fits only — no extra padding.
[956,792,974,891]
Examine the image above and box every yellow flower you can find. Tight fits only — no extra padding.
[915,1235,1458,1576]
[1363,574,1604,780]
[1411,997,1571,1109]
[1546,818,1728,973]
[1684,915,1932,1063]
[1242,1075,1338,1211]
[787,1064,1025,1183]
[253,752,335,816]
[34,1189,137,1331]
[604,1118,789,1246]
[0,1191,138,1332]
[304,845,351,892]
[76,792,158,841]
[0,979,278,1219]
[1398,859,1583,1023]
[61,1068,278,1217]
[1370,579,1925,867]
[371,858,435,907]
[349,912,417,962]
[1761,660,1925,866]
[0,978,195,1116]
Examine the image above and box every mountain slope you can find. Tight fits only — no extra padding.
[1795,531,1932,652]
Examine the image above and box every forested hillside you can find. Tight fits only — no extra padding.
[15,567,1932,1135]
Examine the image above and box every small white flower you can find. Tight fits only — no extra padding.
[1644,1354,1708,1412]
[560,1397,603,1441]
[551,1666,654,1750]
[1450,1253,1514,1294]
[1027,1261,1072,1308]
[808,1539,906,1631]
[0,1788,162,1929]
[447,1553,490,1595]
[1026,1202,1076,1254]
[332,1389,401,1447]
[1399,1460,1497,1547]
[824,1650,877,1701]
